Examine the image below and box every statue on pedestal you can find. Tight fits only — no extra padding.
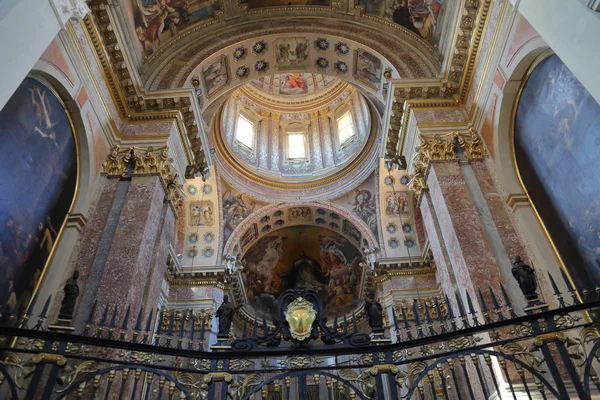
[511,256,538,301]
[58,270,80,320]
[365,298,384,333]
[216,295,234,337]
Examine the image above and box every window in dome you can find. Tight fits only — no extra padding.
[337,111,355,144]
[236,115,254,149]
[287,133,306,159]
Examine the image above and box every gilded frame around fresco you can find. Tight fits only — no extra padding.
[18,73,82,317]
[509,49,580,291]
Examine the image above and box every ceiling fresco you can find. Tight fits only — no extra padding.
[242,0,330,9]
[129,0,221,57]
[250,73,338,99]
[359,0,451,46]
[241,225,363,319]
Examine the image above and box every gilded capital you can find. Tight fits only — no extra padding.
[456,129,486,160]
[101,145,183,207]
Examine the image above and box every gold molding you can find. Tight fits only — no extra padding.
[101,145,183,207]
[81,7,206,167]
[509,50,578,290]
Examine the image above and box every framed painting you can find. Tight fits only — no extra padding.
[190,200,215,226]
[354,49,383,90]
[201,55,229,97]
[274,38,310,70]
[0,76,78,323]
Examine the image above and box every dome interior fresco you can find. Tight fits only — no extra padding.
[240,225,365,320]
[247,73,341,103]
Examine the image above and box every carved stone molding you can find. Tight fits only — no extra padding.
[101,145,184,207]
[50,0,90,28]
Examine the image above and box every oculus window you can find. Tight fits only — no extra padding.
[337,111,355,144]
[236,115,254,149]
[287,133,306,159]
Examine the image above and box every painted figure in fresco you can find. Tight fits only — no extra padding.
[349,189,378,234]
[216,295,234,337]
[58,270,80,320]
[223,191,256,240]
[511,256,538,301]
[284,252,328,295]
[280,73,307,95]
[385,193,408,217]
[319,235,348,271]
[132,0,191,55]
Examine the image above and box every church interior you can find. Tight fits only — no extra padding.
[0,0,599,398]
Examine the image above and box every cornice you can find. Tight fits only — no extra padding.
[83,3,208,169]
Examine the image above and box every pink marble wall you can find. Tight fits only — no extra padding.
[413,206,426,248]
[168,285,223,302]
[419,192,457,304]
[95,176,166,320]
[175,204,185,254]
[480,93,498,159]
[143,205,176,309]
[70,178,119,311]
[427,161,505,309]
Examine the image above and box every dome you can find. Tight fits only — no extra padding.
[212,74,381,201]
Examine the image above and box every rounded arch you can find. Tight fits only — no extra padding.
[491,38,572,296]
[223,201,379,258]
[24,59,98,318]
[144,20,439,92]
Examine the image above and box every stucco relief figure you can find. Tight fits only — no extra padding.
[216,295,234,337]
[190,201,213,226]
[511,256,538,301]
[58,270,80,320]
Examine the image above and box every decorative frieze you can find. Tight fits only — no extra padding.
[101,145,183,207]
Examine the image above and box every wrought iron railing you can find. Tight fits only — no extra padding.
[1,270,600,399]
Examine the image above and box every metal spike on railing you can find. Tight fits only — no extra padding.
[352,311,359,333]
[478,288,493,324]
[95,304,109,338]
[154,308,164,346]
[547,272,567,308]
[187,310,196,350]
[119,305,131,340]
[444,294,458,331]
[333,313,338,333]
[177,311,186,349]
[434,297,447,333]
[19,293,38,329]
[132,306,143,343]
[559,268,580,305]
[141,309,153,344]
[488,286,505,321]
[252,317,258,338]
[500,283,518,318]
[413,300,425,338]
[262,314,267,336]
[466,291,480,327]
[83,300,97,336]
[391,307,402,339]
[423,301,436,336]
[455,292,470,328]
[242,317,248,338]
[165,311,176,348]
[107,304,119,339]
[199,315,206,344]
[343,313,348,335]
[400,305,414,340]
[31,294,52,331]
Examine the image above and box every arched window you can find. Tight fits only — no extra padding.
[337,110,355,145]
[284,122,309,162]
[235,115,254,150]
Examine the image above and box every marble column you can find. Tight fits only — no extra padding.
[92,175,173,321]
[426,160,513,309]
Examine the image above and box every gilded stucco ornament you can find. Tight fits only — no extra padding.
[101,146,183,206]
[456,129,486,160]
[284,297,317,341]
